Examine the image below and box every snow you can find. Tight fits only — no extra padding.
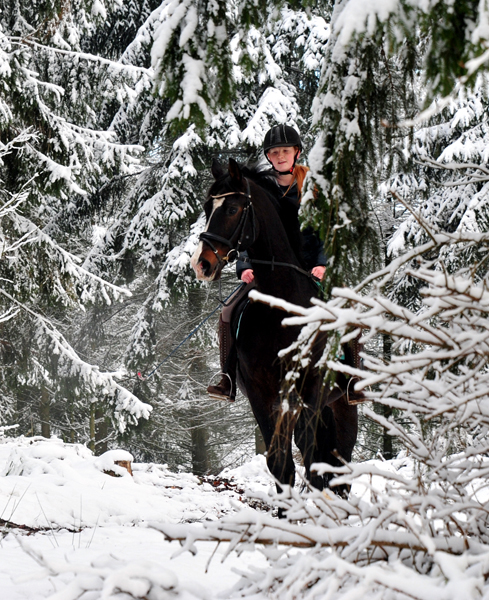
[3,429,489,599]
[166,54,210,122]
[332,0,400,50]
[241,87,299,148]
[91,0,107,19]
[0,435,273,599]
[151,0,190,73]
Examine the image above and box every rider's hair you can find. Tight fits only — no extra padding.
[277,148,315,202]
[293,164,309,198]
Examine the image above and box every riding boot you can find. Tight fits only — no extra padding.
[207,315,236,402]
[346,333,367,405]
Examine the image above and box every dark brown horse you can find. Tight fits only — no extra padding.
[191,158,358,494]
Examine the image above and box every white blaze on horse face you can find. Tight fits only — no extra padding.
[190,197,226,281]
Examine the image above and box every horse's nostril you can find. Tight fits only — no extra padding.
[200,258,211,275]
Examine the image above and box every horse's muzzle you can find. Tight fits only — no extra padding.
[191,244,222,281]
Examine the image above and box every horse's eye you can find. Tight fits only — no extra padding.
[227,206,238,216]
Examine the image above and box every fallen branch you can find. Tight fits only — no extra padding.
[0,517,82,535]
[151,519,480,556]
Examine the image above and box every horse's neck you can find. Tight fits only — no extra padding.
[249,212,314,305]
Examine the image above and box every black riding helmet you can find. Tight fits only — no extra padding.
[263,124,302,153]
[263,125,302,174]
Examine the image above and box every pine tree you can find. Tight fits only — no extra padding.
[0,0,153,436]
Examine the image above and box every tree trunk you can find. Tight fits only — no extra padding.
[190,420,209,475]
[380,209,394,460]
[40,384,51,438]
[95,407,108,455]
[186,347,211,475]
[382,333,393,460]
[255,425,266,455]
[89,403,95,453]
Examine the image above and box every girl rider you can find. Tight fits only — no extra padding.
[207,124,327,402]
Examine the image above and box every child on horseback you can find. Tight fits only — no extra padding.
[207,124,328,402]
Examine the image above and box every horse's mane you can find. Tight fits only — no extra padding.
[240,163,281,202]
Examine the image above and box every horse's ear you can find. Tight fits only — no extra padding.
[228,158,242,184]
[211,158,224,180]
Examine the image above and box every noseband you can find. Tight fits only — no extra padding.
[199,179,256,265]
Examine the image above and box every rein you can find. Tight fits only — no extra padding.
[238,254,319,283]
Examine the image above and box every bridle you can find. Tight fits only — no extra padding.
[199,176,320,286]
[199,179,256,266]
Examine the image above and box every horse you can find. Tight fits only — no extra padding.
[191,158,358,496]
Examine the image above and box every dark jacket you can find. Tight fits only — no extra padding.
[236,180,327,279]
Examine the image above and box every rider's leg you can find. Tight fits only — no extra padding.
[207,310,237,401]
[207,283,251,402]
[344,332,366,405]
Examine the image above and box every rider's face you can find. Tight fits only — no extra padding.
[267,146,298,173]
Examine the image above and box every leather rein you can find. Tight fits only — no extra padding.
[199,177,318,283]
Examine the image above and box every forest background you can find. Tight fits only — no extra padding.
[2,0,489,480]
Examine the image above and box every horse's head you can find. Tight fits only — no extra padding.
[191,158,256,281]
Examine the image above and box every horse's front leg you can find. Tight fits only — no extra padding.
[266,395,300,491]
[294,400,338,491]
[245,388,294,487]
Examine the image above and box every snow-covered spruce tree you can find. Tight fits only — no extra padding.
[299,0,489,287]
[388,80,489,271]
[0,1,153,437]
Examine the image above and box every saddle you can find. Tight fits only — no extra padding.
[229,288,252,342]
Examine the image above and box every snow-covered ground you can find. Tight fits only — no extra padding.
[1,433,464,600]
[0,434,276,599]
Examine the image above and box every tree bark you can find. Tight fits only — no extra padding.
[382,333,393,460]
[89,403,95,453]
[255,425,266,455]
[189,351,210,476]
[95,407,108,455]
[190,421,209,476]
[40,384,51,438]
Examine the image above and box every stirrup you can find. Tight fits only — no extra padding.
[207,372,235,402]
[346,377,369,405]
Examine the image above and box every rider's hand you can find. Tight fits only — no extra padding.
[241,269,255,284]
[311,265,326,280]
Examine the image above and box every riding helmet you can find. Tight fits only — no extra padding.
[263,125,302,154]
